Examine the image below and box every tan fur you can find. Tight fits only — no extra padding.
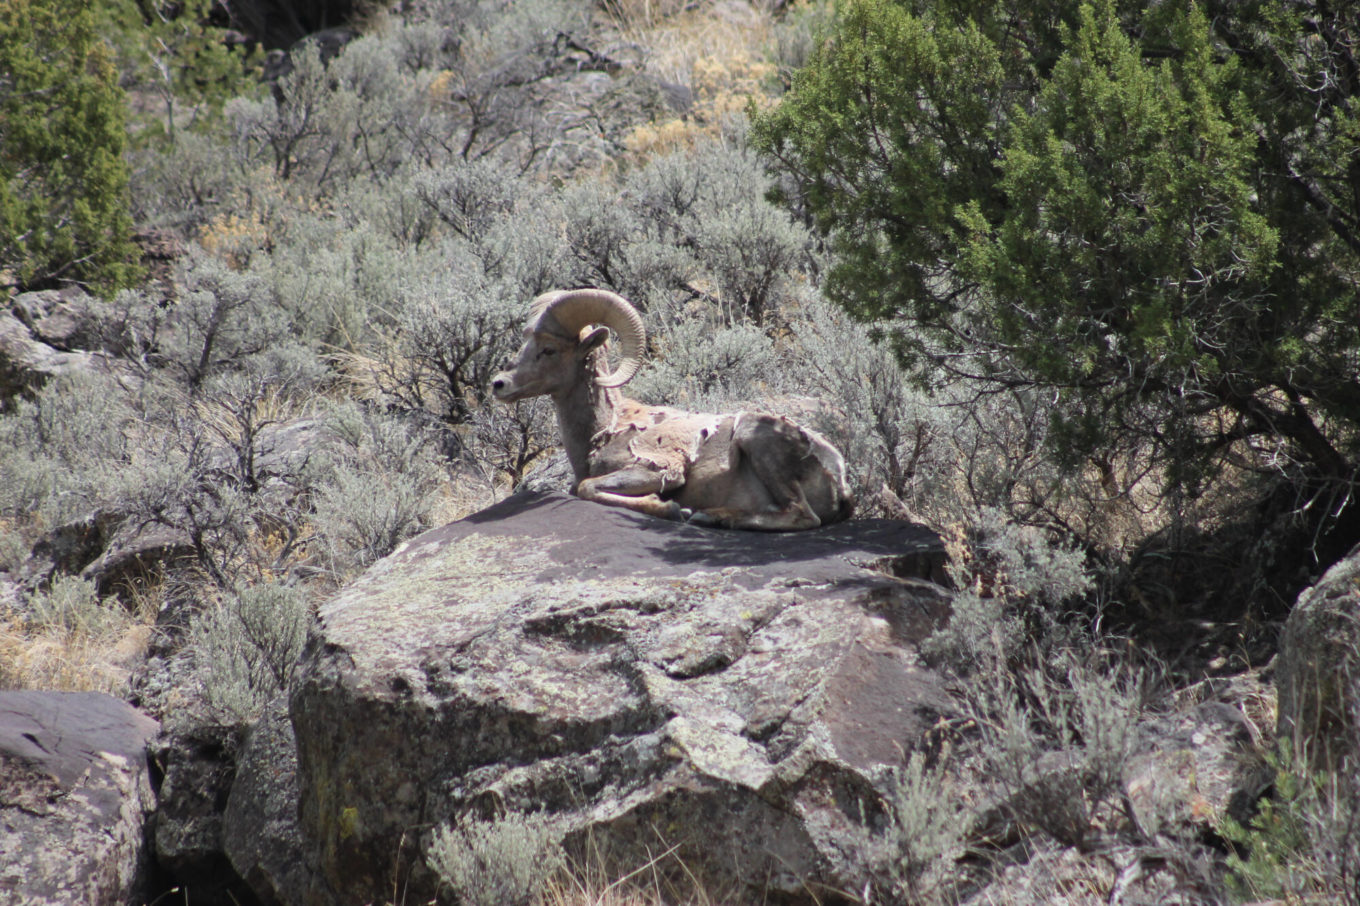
[491,292,854,530]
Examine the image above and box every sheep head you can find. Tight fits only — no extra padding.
[491,289,646,402]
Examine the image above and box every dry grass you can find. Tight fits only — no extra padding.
[594,0,793,165]
[389,838,755,906]
[621,49,778,160]
[0,581,159,695]
[604,0,775,65]
[543,849,738,906]
[191,379,320,443]
[603,0,779,91]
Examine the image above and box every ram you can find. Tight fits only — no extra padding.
[491,289,853,530]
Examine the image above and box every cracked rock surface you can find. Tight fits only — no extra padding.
[291,490,952,905]
[0,691,159,906]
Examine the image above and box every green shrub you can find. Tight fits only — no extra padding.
[94,0,263,145]
[193,358,325,492]
[1218,748,1360,906]
[628,318,777,410]
[874,751,969,902]
[0,529,27,574]
[413,158,525,245]
[27,576,121,637]
[0,0,141,294]
[788,295,943,514]
[214,0,601,200]
[258,207,406,348]
[923,509,1092,676]
[372,263,526,424]
[189,581,310,726]
[967,652,1147,850]
[0,371,138,526]
[103,374,319,588]
[919,509,1144,853]
[429,812,565,906]
[466,398,557,490]
[559,178,655,297]
[311,402,448,575]
[622,141,809,325]
[153,249,294,387]
[686,178,804,326]
[127,127,253,233]
[768,0,836,87]
[755,0,1360,557]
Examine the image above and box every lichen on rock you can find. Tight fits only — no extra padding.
[290,490,952,904]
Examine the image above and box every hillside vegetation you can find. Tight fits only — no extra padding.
[1,0,1357,903]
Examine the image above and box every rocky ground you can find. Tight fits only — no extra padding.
[6,476,1353,904]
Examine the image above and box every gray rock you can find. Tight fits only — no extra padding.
[149,725,257,906]
[1125,694,1264,838]
[962,838,1224,906]
[12,288,102,350]
[0,310,117,401]
[1277,545,1360,770]
[514,450,574,496]
[291,490,952,905]
[0,691,159,906]
[223,697,309,906]
[21,416,331,597]
[20,511,196,598]
[249,417,331,480]
[26,512,117,579]
[78,521,197,596]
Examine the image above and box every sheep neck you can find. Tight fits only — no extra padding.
[552,365,621,483]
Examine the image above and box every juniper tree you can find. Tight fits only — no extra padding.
[0,0,141,294]
[754,0,1360,558]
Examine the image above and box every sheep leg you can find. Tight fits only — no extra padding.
[719,414,822,531]
[576,468,687,521]
[725,490,820,530]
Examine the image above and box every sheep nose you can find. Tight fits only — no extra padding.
[491,377,507,394]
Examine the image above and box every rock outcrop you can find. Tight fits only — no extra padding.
[0,692,159,906]
[224,697,309,906]
[1278,544,1360,769]
[149,724,258,906]
[290,490,952,905]
[0,309,123,403]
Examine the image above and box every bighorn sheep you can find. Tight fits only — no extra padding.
[491,289,854,530]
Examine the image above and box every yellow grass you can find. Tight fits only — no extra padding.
[0,592,158,695]
[606,1,778,88]
[622,50,778,159]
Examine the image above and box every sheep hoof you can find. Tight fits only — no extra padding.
[685,510,721,527]
[656,502,687,521]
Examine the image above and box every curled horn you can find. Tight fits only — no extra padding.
[528,288,646,388]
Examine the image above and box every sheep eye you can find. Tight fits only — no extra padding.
[540,347,557,357]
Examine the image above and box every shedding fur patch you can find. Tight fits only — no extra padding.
[594,401,721,491]
[625,428,688,488]
[689,414,728,462]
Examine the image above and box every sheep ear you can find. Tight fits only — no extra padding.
[580,326,610,352]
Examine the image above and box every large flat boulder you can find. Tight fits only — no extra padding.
[292,490,952,904]
[0,692,159,906]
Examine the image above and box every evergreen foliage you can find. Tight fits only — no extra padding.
[0,0,141,294]
[1217,747,1360,905]
[754,0,1360,523]
[94,0,263,144]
